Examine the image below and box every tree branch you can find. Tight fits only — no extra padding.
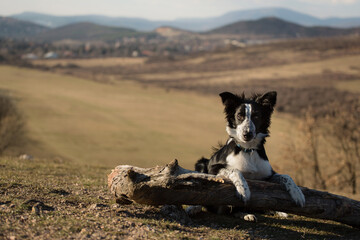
[108,160,360,228]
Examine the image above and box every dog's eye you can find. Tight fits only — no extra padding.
[237,113,245,120]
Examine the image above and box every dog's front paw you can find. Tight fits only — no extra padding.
[232,171,251,203]
[289,185,305,207]
[244,214,257,222]
[217,168,251,203]
[272,174,305,207]
[235,184,251,203]
[234,212,257,222]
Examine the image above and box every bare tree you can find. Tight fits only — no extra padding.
[286,103,360,194]
[108,160,360,228]
[326,103,360,194]
[299,109,327,190]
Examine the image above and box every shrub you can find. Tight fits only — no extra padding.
[284,103,360,194]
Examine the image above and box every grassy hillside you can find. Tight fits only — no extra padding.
[1,38,360,238]
[2,156,359,239]
[0,65,227,168]
[35,22,145,42]
[0,66,297,169]
[32,57,146,68]
[0,16,49,39]
[207,17,360,38]
[32,37,360,194]
[42,37,360,119]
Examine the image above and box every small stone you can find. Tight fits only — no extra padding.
[31,203,43,216]
[25,200,54,212]
[88,203,109,210]
[19,154,33,160]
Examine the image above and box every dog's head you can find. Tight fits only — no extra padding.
[219,91,277,146]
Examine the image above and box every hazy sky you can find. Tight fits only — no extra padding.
[1,0,360,20]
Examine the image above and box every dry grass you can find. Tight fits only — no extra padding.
[32,57,146,68]
[1,156,359,240]
[135,55,360,85]
[1,37,360,239]
[0,66,226,168]
[29,37,360,196]
[336,79,360,93]
[0,65,294,169]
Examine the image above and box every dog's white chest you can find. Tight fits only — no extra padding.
[226,151,272,180]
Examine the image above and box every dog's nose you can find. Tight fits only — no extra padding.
[243,132,254,141]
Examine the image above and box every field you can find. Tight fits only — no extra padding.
[1,36,360,239]
[2,156,359,239]
[34,37,360,117]
[0,65,226,168]
[0,65,297,169]
[32,57,146,68]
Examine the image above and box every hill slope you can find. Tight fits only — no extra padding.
[35,22,139,41]
[11,11,160,31]
[0,16,49,39]
[11,8,360,32]
[207,17,360,38]
[2,155,359,239]
[0,65,227,168]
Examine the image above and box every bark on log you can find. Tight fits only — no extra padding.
[108,160,360,228]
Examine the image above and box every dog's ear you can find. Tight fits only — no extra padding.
[219,92,240,128]
[256,91,277,109]
[219,92,237,106]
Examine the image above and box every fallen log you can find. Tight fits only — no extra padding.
[108,160,360,228]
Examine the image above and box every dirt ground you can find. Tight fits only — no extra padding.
[1,156,359,239]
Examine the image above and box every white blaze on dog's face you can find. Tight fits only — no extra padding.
[220,91,277,147]
[228,103,256,143]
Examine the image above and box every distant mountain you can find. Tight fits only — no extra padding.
[11,12,160,31]
[35,22,141,42]
[3,14,360,43]
[207,17,360,39]
[0,16,49,39]
[11,8,360,32]
[171,7,322,32]
[323,17,360,28]
[172,8,360,30]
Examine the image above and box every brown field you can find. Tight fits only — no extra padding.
[0,65,297,170]
[30,36,360,193]
[1,36,360,239]
[32,57,146,68]
[0,66,226,168]
[43,37,360,118]
[12,36,360,185]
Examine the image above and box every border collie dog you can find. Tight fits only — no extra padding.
[188,91,305,220]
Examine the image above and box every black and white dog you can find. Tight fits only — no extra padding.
[188,91,305,220]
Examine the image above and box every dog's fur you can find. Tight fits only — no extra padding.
[188,91,305,219]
